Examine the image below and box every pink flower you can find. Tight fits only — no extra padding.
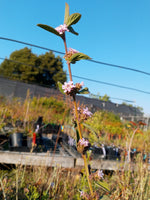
[62,81,84,96]
[83,107,92,117]
[55,24,69,34]
[64,48,79,62]
[68,136,75,146]
[78,138,89,147]
[97,169,104,179]
[68,48,79,54]
[75,81,84,91]
[80,81,84,87]
[62,81,75,93]
[79,191,90,199]
[80,191,84,197]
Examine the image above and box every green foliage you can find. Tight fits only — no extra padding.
[25,185,40,200]
[89,93,110,102]
[68,26,79,35]
[78,87,90,94]
[69,53,91,64]
[37,24,61,37]
[66,13,81,27]
[31,96,66,113]
[37,3,81,37]
[76,129,80,143]
[64,3,80,35]
[95,180,110,192]
[100,195,111,200]
[64,3,69,24]
[99,94,110,102]
[122,102,133,107]
[86,110,124,137]
[0,47,66,87]
[57,81,65,95]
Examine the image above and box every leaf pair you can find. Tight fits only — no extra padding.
[37,3,81,37]
[64,2,81,35]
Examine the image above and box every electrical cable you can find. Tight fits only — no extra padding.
[0,56,150,96]
[0,37,150,76]
[70,74,150,95]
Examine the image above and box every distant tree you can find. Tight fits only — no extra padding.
[0,47,67,87]
[89,93,110,102]
[99,94,110,102]
[122,102,133,107]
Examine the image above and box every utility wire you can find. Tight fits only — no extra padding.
[0,37,64,55]
[0,56,150,96]
[108,97,135,103]
[89,59,150,76]
[0,37,150,76]
[71,74,150,95]
[89,93,135,103]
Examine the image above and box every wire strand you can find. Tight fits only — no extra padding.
[0,57,150,96]
[69,74,150,95]
[0,37,150,76]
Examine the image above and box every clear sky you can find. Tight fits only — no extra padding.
[0,0,150,115]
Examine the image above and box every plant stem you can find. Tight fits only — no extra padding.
[73,95,82,139]
[0,178,7,200]
[62,33,94,197]
[128,127,138,162]
[62,35,73,81]
[16,166,18,200]
[82,154,94,196]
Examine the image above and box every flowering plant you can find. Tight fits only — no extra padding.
[37,3,110,198]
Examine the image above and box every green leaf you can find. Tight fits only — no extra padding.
[57,81,65,94]
[68,26,79,35]
[95,180,110,192]
[76,129,80,143]
[100,195,111,200]
[69,53,91,64]
[37,24,61,37]
[82,123,98,137]
[66,13,81,27]
[64,3,69,24]
[79,87,89,94]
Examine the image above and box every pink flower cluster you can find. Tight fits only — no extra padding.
[64,47,79,62]
[97,169,104,179]
[73,106,93,123]
[78,138,89,147]
[77,138,91,154]
[62,81,75,93]
[55,24,69,34]
[83,107,93,118]
[68,48,79,54]
[62,81,84,96]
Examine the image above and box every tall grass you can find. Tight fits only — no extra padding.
[0,96,150,199]
[110,155,150,200]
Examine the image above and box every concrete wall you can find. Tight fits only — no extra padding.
[0,76,143,117]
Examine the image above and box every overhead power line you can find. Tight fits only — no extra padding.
[108,97,135,103]
[70,74,150,95]
[0,56,150,96]
[0,37,150,76]
[0,37,64,55]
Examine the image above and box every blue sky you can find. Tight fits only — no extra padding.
[0,0,150,115]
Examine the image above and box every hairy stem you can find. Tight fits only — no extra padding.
[62,33,94,197]
[62,34,72,81]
